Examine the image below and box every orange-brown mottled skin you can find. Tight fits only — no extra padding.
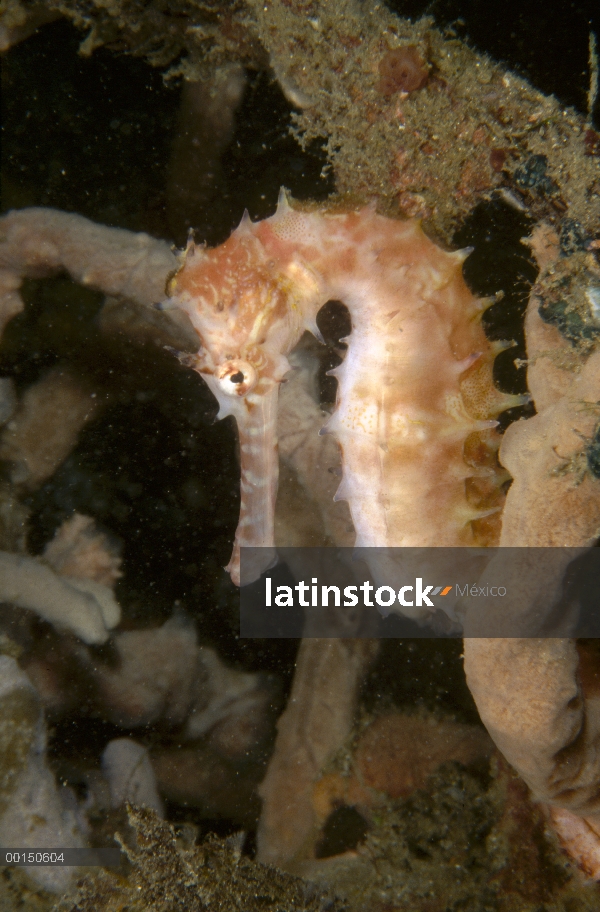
[167,192,524,602]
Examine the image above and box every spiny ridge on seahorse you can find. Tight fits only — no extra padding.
[165,190,525,593]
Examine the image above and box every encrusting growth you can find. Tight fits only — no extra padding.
[167,191,525,591]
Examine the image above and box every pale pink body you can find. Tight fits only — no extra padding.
[169,192,522,602]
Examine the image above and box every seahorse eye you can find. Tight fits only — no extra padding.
[216,360,257,397]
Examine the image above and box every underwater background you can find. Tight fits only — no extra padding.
[1,0,600,909]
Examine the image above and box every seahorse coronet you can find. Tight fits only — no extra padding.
[166,195,512,600]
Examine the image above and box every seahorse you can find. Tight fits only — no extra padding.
[165,191,525,602]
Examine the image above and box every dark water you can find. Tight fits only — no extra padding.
[0,2,599,907]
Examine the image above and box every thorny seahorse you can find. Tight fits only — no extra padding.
[165,191,525,605]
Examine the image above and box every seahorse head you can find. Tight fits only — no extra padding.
[166,197,325,421]
[164,192,327,584]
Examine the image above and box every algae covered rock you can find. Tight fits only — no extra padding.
[55,804,346,912]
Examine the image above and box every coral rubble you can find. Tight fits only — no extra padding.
[0,654,87,895]
[54,804,346,912]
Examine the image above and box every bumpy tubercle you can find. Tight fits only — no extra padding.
[165,191,524,591]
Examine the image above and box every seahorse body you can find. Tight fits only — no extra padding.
[166,192,523,605]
